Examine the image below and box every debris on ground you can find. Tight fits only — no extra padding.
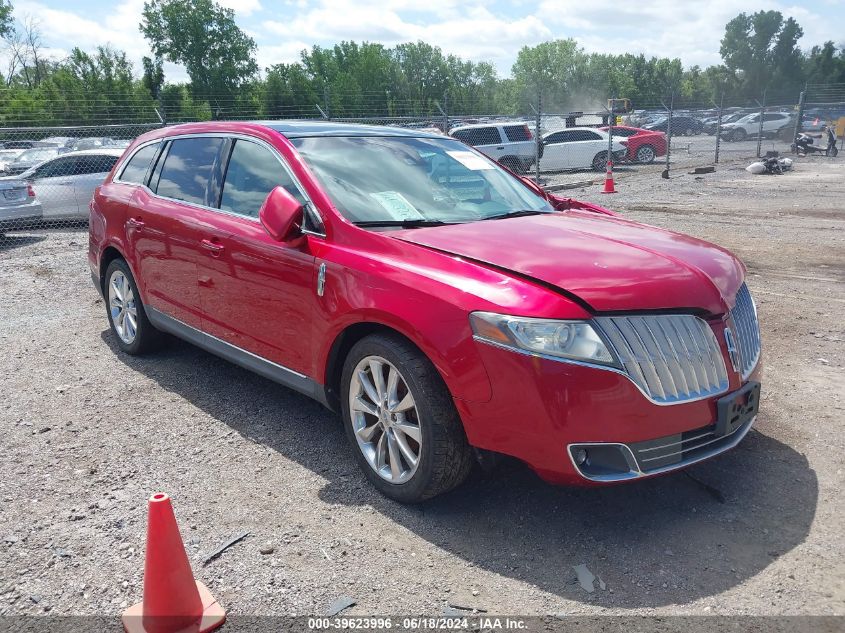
[202,531,249,566]
[326,596,356,616]
[572,564,607,593]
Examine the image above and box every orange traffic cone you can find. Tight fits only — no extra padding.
[602,159,616,194]
[122,493,225,633]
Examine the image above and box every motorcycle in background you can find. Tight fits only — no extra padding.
[793,127,839,157]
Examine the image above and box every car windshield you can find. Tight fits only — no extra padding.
[290,135,552,226]
[15,148,56,163]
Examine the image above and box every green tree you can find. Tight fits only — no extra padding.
[0,0,13,39]
[142,55,165,99]
[140,0,258,116]
[720,11,804,99]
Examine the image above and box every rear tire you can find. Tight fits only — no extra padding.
[684,127,694,136]
[635,144,656,163]
[340,333,473,503]
[499,156,524,174]
[732,128,747,142]
[104,259,160,355]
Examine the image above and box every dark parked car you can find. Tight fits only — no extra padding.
[644,116,704,136]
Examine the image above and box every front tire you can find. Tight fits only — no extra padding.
[104,259,160,355]
[591,151,609,171]
[340,333,472,502]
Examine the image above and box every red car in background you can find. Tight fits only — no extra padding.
[89,121,761,503]
[600,125,667,163]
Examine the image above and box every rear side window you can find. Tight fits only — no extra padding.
[120,143,160,184]
[452,127,502,146]
[75,154,118,175]
[220,139,306,218]
[503,125,531,142]
[155,137,225,206]
[32,156,77,179]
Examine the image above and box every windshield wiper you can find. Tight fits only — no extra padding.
[480,210,550,221]
[353,219,458,228]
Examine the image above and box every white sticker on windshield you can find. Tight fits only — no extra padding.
[369,191,425,220]
[446,150,495,170]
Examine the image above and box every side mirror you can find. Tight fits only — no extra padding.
[259,186,304,241]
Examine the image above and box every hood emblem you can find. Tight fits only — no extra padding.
[724,326,740,373]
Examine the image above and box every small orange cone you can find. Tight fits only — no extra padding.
[122,493,225,633]
[602,159,616,194]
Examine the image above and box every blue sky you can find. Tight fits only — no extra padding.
[8,0,845,81]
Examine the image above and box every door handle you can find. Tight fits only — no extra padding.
[495,146,504,150]
[201,239,225,256]
[126,217,145,230]
[57,180,73,185]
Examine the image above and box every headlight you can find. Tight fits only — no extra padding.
[469,312,618,366]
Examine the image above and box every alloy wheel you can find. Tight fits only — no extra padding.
[349,355,422,484]
[108,270,138,344]
[636,145,655,163]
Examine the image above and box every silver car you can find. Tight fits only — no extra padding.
[0,149,122,228]
[4,146,61,176]
[0,180,41,230]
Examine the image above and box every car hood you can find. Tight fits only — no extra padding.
[391,211,744,315]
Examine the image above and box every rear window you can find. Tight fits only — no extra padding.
[76,154,118,175]
[452,127,502,146]
[155,137,225,206]
[119,143,160,184]
[503,125,531,142]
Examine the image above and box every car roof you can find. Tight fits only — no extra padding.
[543,127,606,135]
[450,121,530,131]
[57,148,124,157]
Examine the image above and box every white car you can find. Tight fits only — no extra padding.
[720,112,792,142]
[540,127,627,171]
[0,148,25,174]
[10,149,122,221]
[450,122,536,173]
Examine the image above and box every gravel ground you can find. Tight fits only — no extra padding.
[0,155,843,620]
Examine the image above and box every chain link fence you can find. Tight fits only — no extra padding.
[1,87,844,252]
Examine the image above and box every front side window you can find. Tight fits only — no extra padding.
[291,135,552,226]
[120,143,160,184]
[155,137,225,206]
[220,139,306,218]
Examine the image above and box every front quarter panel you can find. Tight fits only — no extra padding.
[308,232,592,405]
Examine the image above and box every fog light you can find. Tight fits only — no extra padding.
[573,448,589,466]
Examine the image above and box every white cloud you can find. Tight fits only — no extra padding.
[261,0,550,73]
[539,0,843,68]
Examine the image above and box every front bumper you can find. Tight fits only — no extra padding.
[455,334,761,486]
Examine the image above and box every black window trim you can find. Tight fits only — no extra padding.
[114,132,325,237]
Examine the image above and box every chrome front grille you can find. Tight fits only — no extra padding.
[595,314,729,404]
[730,283,761,379]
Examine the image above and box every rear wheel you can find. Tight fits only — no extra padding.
[104,259,160,355]
[341,333,472,503]
[635,144,656,163]
[684,127,694,136]
[591,151,609,171]
[732,128,747,142]
[499,156,524,174]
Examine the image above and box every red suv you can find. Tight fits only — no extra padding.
[89,121,762,502]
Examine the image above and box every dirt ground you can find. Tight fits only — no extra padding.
[0,154,843,620]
